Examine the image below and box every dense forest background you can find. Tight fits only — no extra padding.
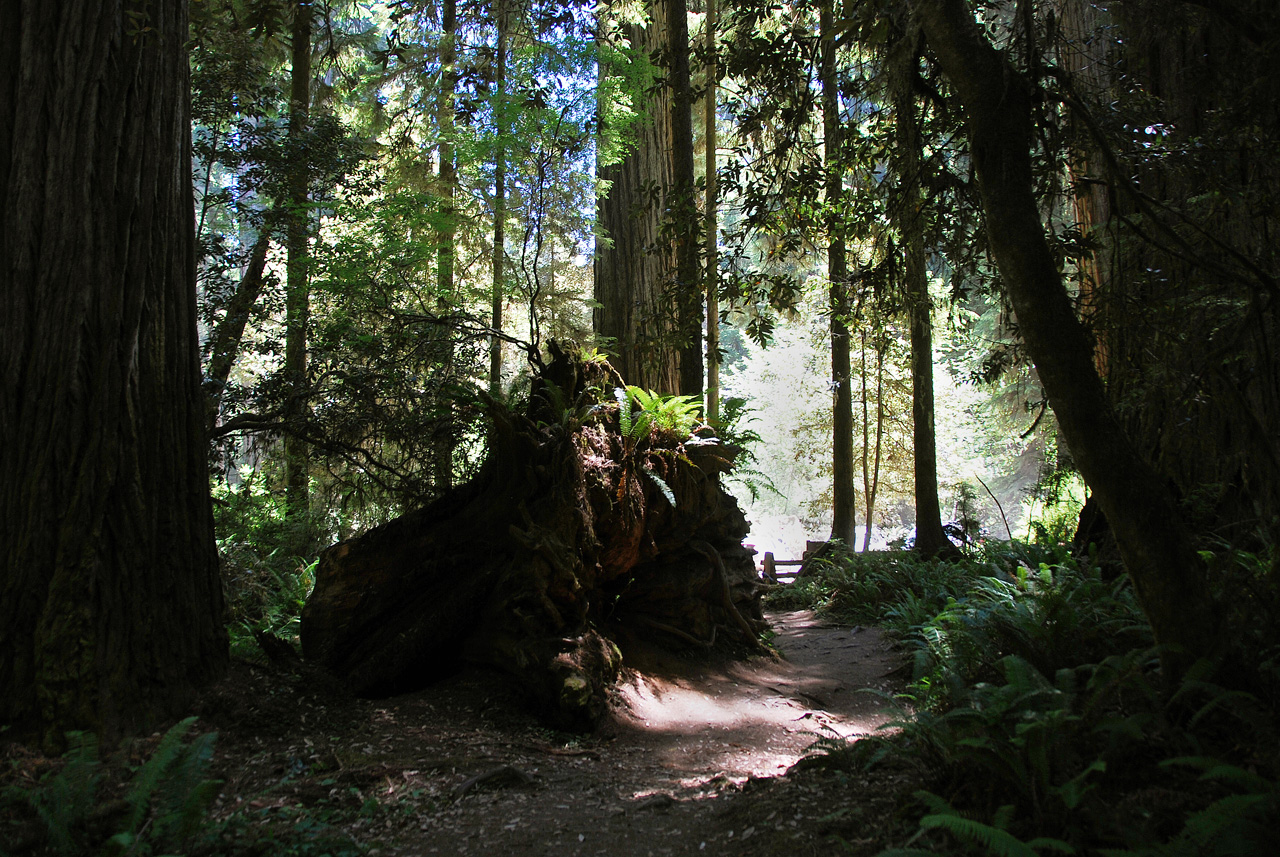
[3,0,1280,853]
[188,0,1278,650]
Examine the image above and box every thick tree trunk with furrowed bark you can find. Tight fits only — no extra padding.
[300,345,764,729]
[595,0,699,395]
[0,0,228,745]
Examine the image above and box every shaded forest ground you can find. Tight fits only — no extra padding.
[0,610,914,857]
[200,609,909,857]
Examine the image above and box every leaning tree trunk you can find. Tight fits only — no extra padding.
[911,0,1222,675]
[0,0,228,745]
[205,228,271,434]
[301,344,765,729]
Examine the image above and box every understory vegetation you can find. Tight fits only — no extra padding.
[771,542,1280,855]
[8,539,1276,856]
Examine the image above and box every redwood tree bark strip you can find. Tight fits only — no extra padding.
[668,0,703,398]
[594,7,680,393]
[910,0,1221,671]
[1058,0,1114,379]
[1,0,227,742]
[822,0,857,546]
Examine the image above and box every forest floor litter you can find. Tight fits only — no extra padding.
[188,609,916,856]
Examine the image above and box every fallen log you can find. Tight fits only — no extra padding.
[300,344,765,729]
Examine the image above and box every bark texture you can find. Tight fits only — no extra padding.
[911,0,1221,671]
[434,0,458,490]
[0,0,228,743]
[704,0,720,421]
[1058,0,1280,550]
[595,1,695,394]
[668,0,703,398]
[300,345,764,729]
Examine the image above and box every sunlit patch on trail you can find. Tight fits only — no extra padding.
[611,611,905,779]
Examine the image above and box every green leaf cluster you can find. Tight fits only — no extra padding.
[614,386,704,440]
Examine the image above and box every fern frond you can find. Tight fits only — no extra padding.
[124,716,198,832]
[154,730,222,842]
[1161,756,1273,793]
[913,789,959,816]
[27,731,100,857]
[641,464,676,507]
[614,387,632,436]
[630,410,653,442]
[920,813,1043,857]
[1179,792,1274,850]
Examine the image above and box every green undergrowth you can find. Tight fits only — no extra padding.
[1,718,368,857]
[214,478,322,663]
[773,541,1280,856]
[1,718,223,857]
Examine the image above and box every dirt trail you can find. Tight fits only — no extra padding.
[197,610,908,857]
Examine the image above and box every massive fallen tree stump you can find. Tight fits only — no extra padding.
[300,345,766,729]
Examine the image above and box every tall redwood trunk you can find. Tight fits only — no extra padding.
[1,0,228,744]
[912,0,1221,673]
[861,329,886,552]
[594,0,685,393]
[668,0,702,398]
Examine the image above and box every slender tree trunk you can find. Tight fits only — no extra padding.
[490,0,508,397]
[704,0,720,421]
[669,0,702,398]
[205,229,271,434]
[594,4,680,392]
[822,0,857,546]
[894,52,950,556]
[1,0,228,744]
[860,329,886,552]
[285,0,313,516]
[911,0,1222,673]
[436,0,458,489]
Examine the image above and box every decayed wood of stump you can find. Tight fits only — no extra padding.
[300,348,765,729]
